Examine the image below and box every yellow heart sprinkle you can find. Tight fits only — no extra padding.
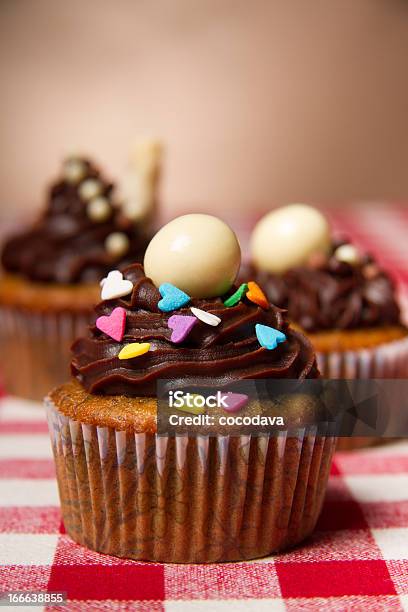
[118,342,150,360]
[175,394,206,415]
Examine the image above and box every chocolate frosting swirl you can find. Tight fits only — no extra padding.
[1,158,150,284]
[247,241,401,333]
[72,264,319,396]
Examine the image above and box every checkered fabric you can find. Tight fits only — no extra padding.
[1,204,408,610]
[0,398,407,611]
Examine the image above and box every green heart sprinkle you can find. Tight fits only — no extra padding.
[224,283,248,307]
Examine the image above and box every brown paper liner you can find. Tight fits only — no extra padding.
[317,335,408,451]
[0,307,91,401]
[46,399,336,563]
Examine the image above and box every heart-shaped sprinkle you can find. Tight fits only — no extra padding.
[96,307,126,342]
[101,270,133,301]
[100,269,122,287]
[118,342,150,360]
[222,393,249,413]
[255,324,286,350]
[190,307,221,327]
[158,283,191,312]
[168,315,197,343]
[175,394,206,415]
[224,283,248,307]
[246,282,269,309]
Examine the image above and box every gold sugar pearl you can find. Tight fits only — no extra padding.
[334,244,361,266]
[105,232,130,258]
[64,159,87,184]
[87,197,112,222]
[79,178,103,201]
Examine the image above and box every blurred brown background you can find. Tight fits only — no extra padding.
[1,0,408,225]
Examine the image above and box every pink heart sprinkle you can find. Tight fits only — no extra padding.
[168,315,197,343]
[222,393,249,413]
[96,307,127,342]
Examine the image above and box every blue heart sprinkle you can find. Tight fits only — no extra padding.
[255,324,287,350]
[158,283,191,313]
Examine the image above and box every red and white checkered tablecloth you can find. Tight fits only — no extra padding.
[1,204,408,610]
[0,397,407,611]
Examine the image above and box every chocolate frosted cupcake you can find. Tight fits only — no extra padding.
[248,204,408,450]
[46,214,336,563]
[0,150,160,400]
[248,204,408,379]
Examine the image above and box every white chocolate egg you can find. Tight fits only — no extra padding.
[105,232,130,258]
[251,204,330,274]
[334,243,361,265]
[79,178,102,201]
[64,159,87,184]
[144,214,241,298]
[87,197,111,222]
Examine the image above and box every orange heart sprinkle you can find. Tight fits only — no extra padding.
[246,282,269,309]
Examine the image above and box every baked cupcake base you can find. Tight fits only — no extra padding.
[0,274,99,401]
[46,381,336,563]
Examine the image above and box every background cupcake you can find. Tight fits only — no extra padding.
[248,204,408,379]
[0,145,161,400]
[247,204,408,450]
[46,214,336,563]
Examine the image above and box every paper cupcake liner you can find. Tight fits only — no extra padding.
[316,334,408,379]
[317,335,408,451]
[46,399,336,563]
[0,306,91,401]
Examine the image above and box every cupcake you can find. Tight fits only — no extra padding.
[248,204,408,379]
[0,148,161,400]
[46,214,336,563]
[247,204,408,450]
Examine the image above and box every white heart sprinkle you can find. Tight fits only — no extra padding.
[190,307,221,327]
[101,270,133,301]
[100,270,123,287]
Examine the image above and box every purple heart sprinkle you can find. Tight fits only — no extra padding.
[168,315,197,343]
